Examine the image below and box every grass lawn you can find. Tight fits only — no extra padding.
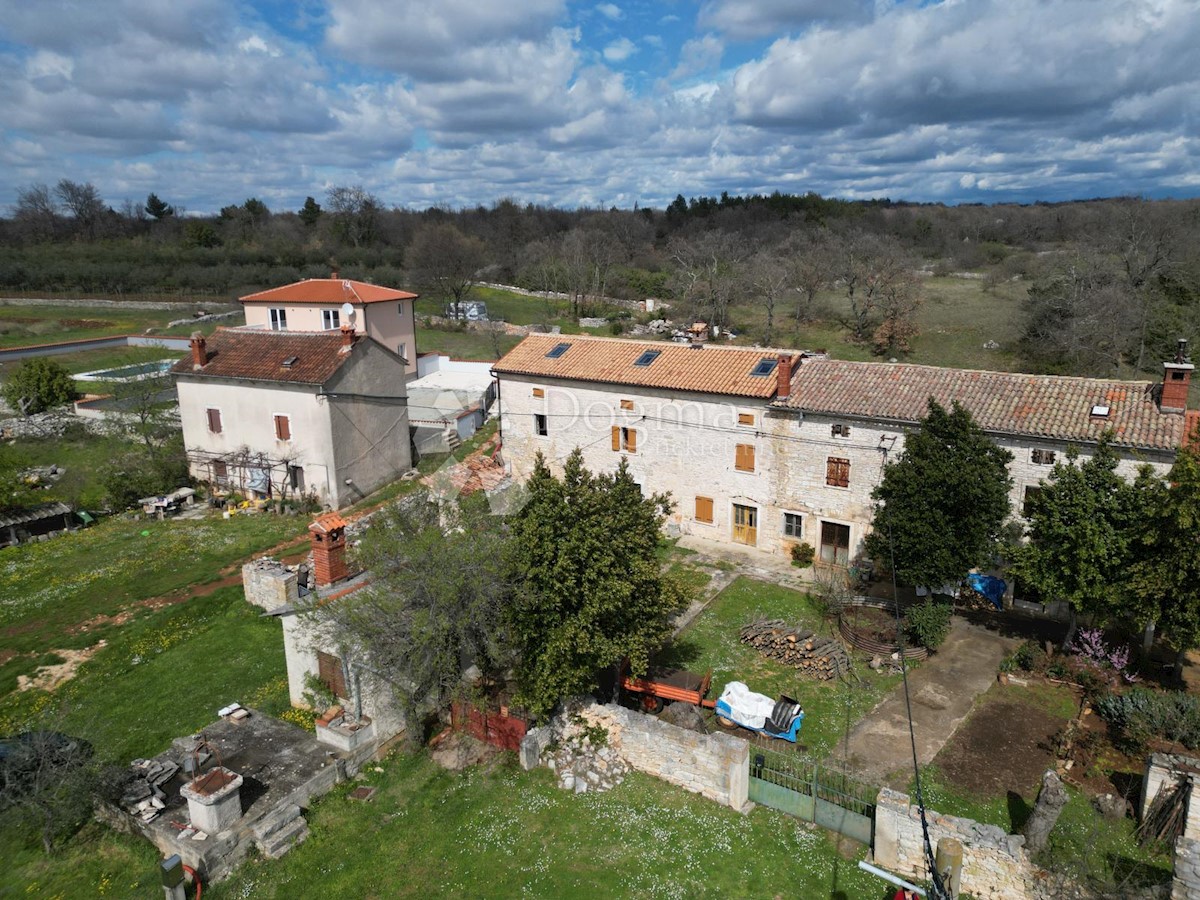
[0,303,198,349]
[414,323,523,360]
[659,576,901,761]
[6,428,144,509]
[200,754,885,900]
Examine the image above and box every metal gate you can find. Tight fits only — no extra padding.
[748,748,876,845]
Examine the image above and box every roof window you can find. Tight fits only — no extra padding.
[281,356,299,368]
[633,350,662,367]
[751,358,778,377]
[545,342,571,359]
[1091,404,1110,417]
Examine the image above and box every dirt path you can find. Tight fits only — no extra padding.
[830,617,1019,785]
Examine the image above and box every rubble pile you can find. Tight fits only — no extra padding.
[546,729,629,794]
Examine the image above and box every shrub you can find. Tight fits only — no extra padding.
[789,542,815,568]
[1096,688,1200,751]
[1,359,75,415]
[1000,640,1047,674]
[904,599,953,650]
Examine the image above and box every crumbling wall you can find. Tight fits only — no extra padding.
[1144,752,1200,840]
[241,559,298,611]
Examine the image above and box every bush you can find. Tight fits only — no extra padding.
[1096,688,1200,751]
[1,359,75,415]
[1000,639,1047,674]
[904,599,953,650]
[789,542,815,568]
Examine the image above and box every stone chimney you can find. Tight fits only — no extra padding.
[340,323,355,351]
[310,513,349,587]
[190,331,207,369]
[776,355,793,401]
[1160,339,1193,414]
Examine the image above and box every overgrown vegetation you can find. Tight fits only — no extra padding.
[904,600,954,650]
[1096,689,1200,752]
[1,358,75,415]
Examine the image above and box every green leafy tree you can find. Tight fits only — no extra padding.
[298,196,322,226]
[507,450,692,717]
[144,193,174,220]
[1009,438,1156,637]
[317,491,514,748]
[865,400,1013,587]
[1,358,76,415]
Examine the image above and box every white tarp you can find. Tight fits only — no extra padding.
[718,681,776,730]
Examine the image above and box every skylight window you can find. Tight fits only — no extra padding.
[545,343,571,359]
[1091,404,1110,417]
[751,358,778,377]
[633,350,662,367]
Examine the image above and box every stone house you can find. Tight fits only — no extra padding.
[172,327,411,509]
[240,272,419,379]
[493,333,1193,566]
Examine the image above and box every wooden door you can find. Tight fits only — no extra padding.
[732,504,758,545]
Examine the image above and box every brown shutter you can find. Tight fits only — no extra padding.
[827,457,850,487]
[735,443,755,472]
[207,408,222,433]
[532,388,545,398]
[695,496,713,523]
[316,651,348,700]
[612,426,621,451]
[626,428,637,453]
[738,412,755,426]
[620,399,634,410]
[274,415,291,440]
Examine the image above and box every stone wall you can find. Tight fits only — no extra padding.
[1174,837,1200,899]
[242,559,298,611]
[1143,752,1200,837]
[874,788,1043,900]
[572,702,749,810]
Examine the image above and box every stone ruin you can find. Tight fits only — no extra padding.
[546,725,630,794]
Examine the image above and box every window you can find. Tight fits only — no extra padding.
[211,460,228,485]
[783,512,803,539]
[274,414,291,441]
[289,465,305,491]
[732,504,758,545]
[695,496,714,524]
[398,301,405,316]
[620,399,634,411]
[831,424,851,438]
[269,308,288,330]
[1031,448,1056,465]
[206,408,222,434]
[534,414,548,436]
[316,651,348,700]
[545,342,571,359]
[321,309,340,330]
[735,443,756,472]
[826,457,850,488]
[750,358,778,377]
[1023,486,1043,518]
[611,426,637,452]
[532,388,545,398]
[820,521,851,566]
[397,342,407,362]
[1091,404,1110,417]
[633,349,661,367]
[738,412,756,426]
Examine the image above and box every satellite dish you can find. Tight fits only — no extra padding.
[340,302,355,323]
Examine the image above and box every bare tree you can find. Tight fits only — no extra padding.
[55,180,106,241]
[668,230,747,329]
[408,222,487,317]
[831,231,914,343]
[872,275,923,356]
[787,230,835,322]
[749,250,790,345]
[14,183,60,242]
[0,727,97,854]
[559,228,621,316]
[326,185,380,248]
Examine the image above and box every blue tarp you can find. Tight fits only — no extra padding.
[967,573,1006,610]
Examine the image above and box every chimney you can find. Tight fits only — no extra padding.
[1160,338,1193,414]
[190,331,207,369]
[776,355,793,401]
[340,323,355,351]
[309,513,349,587]
[331,269,339,280]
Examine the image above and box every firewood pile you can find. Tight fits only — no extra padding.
[740,619,851,680]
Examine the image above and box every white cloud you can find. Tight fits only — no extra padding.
[671,35,724,81]
[603,37,637,62]
[596,3,623,21]
[699,0,873,39]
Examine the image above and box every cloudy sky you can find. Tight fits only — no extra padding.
[1,0,1197,215]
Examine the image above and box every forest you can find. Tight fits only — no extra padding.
[4,181,1200,380]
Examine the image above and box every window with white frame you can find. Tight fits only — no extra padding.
[269,308,288,330]
[398,341,407,361]
[321,309,340,330]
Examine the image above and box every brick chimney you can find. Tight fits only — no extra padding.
[190,331,207,369]
[776,355,793,401]
[309,513,349,587]
[339,323,355,351]
[1160,339,1193,414]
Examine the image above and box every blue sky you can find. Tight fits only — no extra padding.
[1,0,1197,215]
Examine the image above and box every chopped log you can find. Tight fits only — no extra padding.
[740,619,852,680]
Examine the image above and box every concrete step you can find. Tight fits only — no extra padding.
[251,803,302,842]
[259,817,309,859]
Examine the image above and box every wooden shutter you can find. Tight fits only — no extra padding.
[611,426,621,451]
[738,412,755,426]
[620,399,634,410]
[274,415,291,440]
[625,428,637,453]
[826,457,850,487]
[207,408,222,433]
[735,443,755,472]
[316,651,347,700]
[532,388,545,398]
[695,496,714,523]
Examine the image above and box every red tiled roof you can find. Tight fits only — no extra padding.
[170,328,357,385]
[240,278,418,305]
[784,358,1186,451]
[310,512,348,533]
[493,334,788,398]
[1185,410,1200,449]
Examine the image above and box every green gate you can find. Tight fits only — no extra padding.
[748,748,876,845]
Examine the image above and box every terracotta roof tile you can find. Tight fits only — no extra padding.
[784,358,1186,451]
[170,328,356,385]
[240,278,418,305]
[493,334,788,398]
